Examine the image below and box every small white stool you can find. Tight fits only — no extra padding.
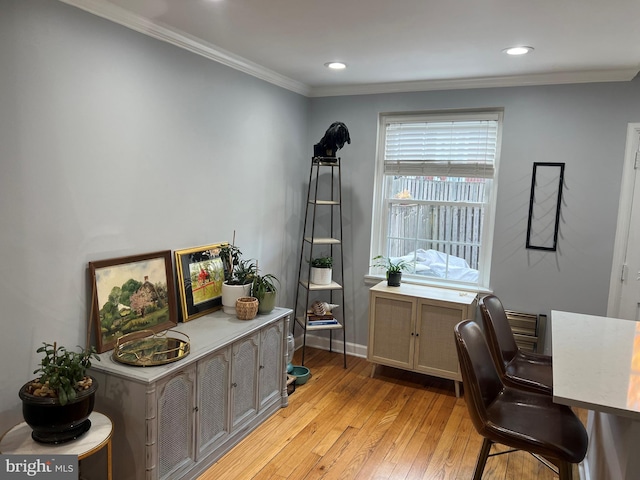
[0,411,113,480]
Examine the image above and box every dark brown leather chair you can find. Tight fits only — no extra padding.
[479,294,553,395]
[454,320,587,480]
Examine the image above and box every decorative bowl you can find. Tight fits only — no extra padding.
[290,365,311,385]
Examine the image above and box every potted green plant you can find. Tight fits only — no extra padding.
[310,256,333,285]
[219,245,257,314]
[19,341,100,444]
[371,255,410,286]
[252,273,280,314]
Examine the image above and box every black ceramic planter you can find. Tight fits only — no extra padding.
[19,376,98,444]
[387,271,402,287]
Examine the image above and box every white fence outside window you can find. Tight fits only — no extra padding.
[387,176,485,270]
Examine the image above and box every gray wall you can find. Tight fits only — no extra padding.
[3,0,640,435]
[310,81,640,349]
[0,0,309,431]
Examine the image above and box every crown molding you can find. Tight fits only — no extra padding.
[58,1,638,99]
[309,68,639,97]
[58,0,311,97]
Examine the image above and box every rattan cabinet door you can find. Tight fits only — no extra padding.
[259,319,284,410]
[231,332,260,430]
[156,366,197,480]
[414,300,464,381]
[368,292,416,369]
[196,347,231,458]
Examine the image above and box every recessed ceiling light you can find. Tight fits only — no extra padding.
[503,46,534,56]
[325,62,347,70]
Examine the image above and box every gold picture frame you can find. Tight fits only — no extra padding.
[175,242,227,322]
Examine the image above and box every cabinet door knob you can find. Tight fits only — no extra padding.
[232,382,237,388]
[259,365,265,369]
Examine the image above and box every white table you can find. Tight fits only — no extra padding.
[552,310,640,480]
[0,411,113,480]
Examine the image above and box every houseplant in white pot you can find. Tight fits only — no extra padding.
[310,256,333,285]
[219,245,257,314]
[19,341,100,444]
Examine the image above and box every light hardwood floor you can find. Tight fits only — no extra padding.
[198,347,585,480]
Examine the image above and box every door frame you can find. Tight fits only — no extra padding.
[607,123,640,318]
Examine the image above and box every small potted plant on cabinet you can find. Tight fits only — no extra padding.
[219,244,257,314]
[371,255,410,286]
[252,273,280,315]
[310,256,333,285]
[19,341,100,444]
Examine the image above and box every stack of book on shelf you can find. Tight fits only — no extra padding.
[306,312,339,327]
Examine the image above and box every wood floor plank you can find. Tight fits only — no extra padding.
[198,399,320,479]
[403,394,457,480]
[457,417,485,479]
[504,449,525,480]
[268,372,392,478]
[482,444,509,480]
[353,389,436,480]
[383,392,449,480]
[311,381,394,457]
[315,386,415,480]
[197,348,586,480]
[419,399,468,479]
[301,426,360,480]
[261,353,392,479]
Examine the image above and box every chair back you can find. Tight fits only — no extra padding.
[479,295,519,370]
[453,320,503,433]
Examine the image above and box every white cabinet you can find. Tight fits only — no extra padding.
[368,282,476,397]
[89,308,291,480]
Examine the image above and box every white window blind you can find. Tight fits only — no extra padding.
[384,117,499,178]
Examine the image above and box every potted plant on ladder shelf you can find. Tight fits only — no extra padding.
[310,256,333,285]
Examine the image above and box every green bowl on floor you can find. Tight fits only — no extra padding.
[291,365,311,385]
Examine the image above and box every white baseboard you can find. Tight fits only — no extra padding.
[292,333,367,360]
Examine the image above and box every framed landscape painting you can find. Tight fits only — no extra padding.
[175,243,227,321]
[89,250,177,353]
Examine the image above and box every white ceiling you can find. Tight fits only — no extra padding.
[62,0,640,97]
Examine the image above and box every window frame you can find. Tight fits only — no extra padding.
[369,109,503,291]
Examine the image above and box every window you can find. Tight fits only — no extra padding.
[370,110,502,289]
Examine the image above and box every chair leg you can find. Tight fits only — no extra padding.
[473,438,493,480]
[557,461,574,480]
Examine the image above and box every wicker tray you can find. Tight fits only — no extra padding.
[112,329,190,367]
